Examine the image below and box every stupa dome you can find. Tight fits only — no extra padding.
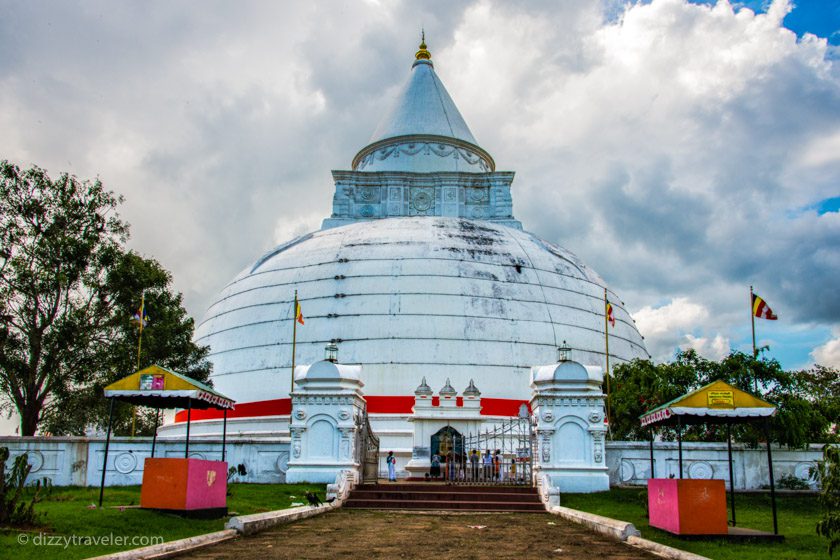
[194,216,648,416]
[173,38,649,438]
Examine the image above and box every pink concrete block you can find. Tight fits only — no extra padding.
[648,478,681,533]
[185,459,227,510]
[648,478,728,535]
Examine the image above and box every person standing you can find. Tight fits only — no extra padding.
[386,451,397,482]
[430,453,441,480]
[469,449,479,481]
[482,450,492,481]
[493,450,501,481]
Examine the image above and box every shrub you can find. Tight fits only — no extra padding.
[813,445,840,555]
[0,447,49,527]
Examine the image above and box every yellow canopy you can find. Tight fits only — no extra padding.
[104,364,234,410]
[640,380,775,427]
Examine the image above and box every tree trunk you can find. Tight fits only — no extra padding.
[19,402,40,436]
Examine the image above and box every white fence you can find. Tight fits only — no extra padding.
[0,436,290,486]
[605,441,824,490]
[0,436,824,489]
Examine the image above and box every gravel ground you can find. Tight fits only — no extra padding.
[183,509,659,560]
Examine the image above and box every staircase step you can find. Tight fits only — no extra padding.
[346,484,545,512]
[344,499,546,512]
[349,490,542,503]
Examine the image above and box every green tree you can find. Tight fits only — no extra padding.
[0,161,209,436]
[608,349,838,447]
[41,250,211,436]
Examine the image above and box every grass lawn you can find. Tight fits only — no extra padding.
[562,488,827,560]
[0,483,325,560]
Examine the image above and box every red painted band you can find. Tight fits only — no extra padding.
[174,395,530,422]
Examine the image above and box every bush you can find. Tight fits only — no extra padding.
[813,445,840,555]
[0,447,49,527]
[778,473,811,490]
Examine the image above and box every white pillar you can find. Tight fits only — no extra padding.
[530,360,609,493]
[285,360,367,483]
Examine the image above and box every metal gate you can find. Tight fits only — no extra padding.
[439,416,536,486]
[355,405,379,483]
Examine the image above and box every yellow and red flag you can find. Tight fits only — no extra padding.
[295,295,304,325]
[606,301,616,328]
[752,293,778,321]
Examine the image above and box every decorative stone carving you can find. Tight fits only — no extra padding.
[26,451,45,473]
[188,452,205,460]
[294,409,306,420]
[589,410,603,423]
[620,459,635,482]
[276,452,290,474]
[359,205,375,218]
[338,409,351,420]
[411,190,433,213]
[359,186,378,201]
[541,411,553,422]
[293,440,301,458]
[114,452,136,474]
[687,461,714,480]
[356,142,492,172]
[794,461,816,481]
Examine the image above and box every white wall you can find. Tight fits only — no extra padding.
[0,436,290,486]
[0,436,824,490]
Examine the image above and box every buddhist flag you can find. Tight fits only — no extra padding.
[752,293,778,321]
[131,300,149,329]
[606,301,616,328]
[295,296,304,325]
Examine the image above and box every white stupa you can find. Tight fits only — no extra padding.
[164,40,648,454]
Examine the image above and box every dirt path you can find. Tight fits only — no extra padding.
[184,509,658,560]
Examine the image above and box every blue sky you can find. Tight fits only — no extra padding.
[690,0,840,45]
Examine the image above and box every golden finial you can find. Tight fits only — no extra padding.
[415,29,431,61]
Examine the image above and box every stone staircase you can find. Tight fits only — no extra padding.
[344,483,545,512]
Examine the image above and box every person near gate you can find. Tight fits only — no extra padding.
[469,449,480,481]
[386,451,397,482]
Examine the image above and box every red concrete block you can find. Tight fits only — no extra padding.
[140,458,227,512]
[648,478,727,535]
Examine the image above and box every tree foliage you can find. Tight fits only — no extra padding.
[814,445,840,556]
[0,161,210,436]
[607,349,839,448]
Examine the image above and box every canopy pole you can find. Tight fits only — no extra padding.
[98,398,115,508]
[727,422,736,526]
[765,419,778,535]
[649,427,655,478]
[185,398,192,459]
[150,409,159,458]
[677,416,683,479]
[222,409,228,462]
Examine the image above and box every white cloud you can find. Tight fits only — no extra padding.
[0,0,837,367]
[811,328,840,368]
[682,334,731,362]
[633,298,709,337]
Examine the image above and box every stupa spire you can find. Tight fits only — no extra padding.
[415,30,431,61]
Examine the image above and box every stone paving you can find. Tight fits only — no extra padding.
[184,509,658,560]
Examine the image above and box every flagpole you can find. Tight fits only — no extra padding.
[136,291,145,371]
[604,287,612,437]
[291,290,298,395]
[750,285,757,392]
[132,291,145,437]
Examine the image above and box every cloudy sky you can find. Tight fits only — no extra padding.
[1,0,839,372]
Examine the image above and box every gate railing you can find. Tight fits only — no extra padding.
[438,417,536,486]
[355,405,379,484]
